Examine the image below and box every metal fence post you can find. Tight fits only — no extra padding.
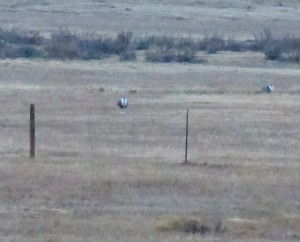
[30,104,35,158]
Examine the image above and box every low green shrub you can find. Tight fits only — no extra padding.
[119,50,136,61]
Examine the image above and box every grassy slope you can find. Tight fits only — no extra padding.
[0,58,299,241]
[0,0,300,38]
[0,0,299,241]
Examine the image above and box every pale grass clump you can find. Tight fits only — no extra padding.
[223,218,267,237]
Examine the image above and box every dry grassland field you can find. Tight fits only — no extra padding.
[0,0,300,241]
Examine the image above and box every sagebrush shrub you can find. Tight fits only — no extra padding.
[0,28,299,63]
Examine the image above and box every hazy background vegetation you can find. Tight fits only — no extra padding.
[0,28,300,62]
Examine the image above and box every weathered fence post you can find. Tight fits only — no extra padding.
[184,109,189,164]
[30,104,35,158]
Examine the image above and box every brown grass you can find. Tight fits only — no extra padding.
[0,57,299,241]
[0,0,299,241]
[224,218,267,237]
[1,0,300,38]
[156,216,211,234]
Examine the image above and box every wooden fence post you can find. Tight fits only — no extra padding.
[184,109,189,164]
[30,104,35,158]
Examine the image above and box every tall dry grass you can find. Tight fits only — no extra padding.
[0,55,299,241]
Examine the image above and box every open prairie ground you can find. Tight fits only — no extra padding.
[0,0,300,241]
[0,0,300,39]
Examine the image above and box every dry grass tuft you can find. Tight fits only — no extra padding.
[223,218,267,237]
[157,216,271,237]
[156,216,211,235]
